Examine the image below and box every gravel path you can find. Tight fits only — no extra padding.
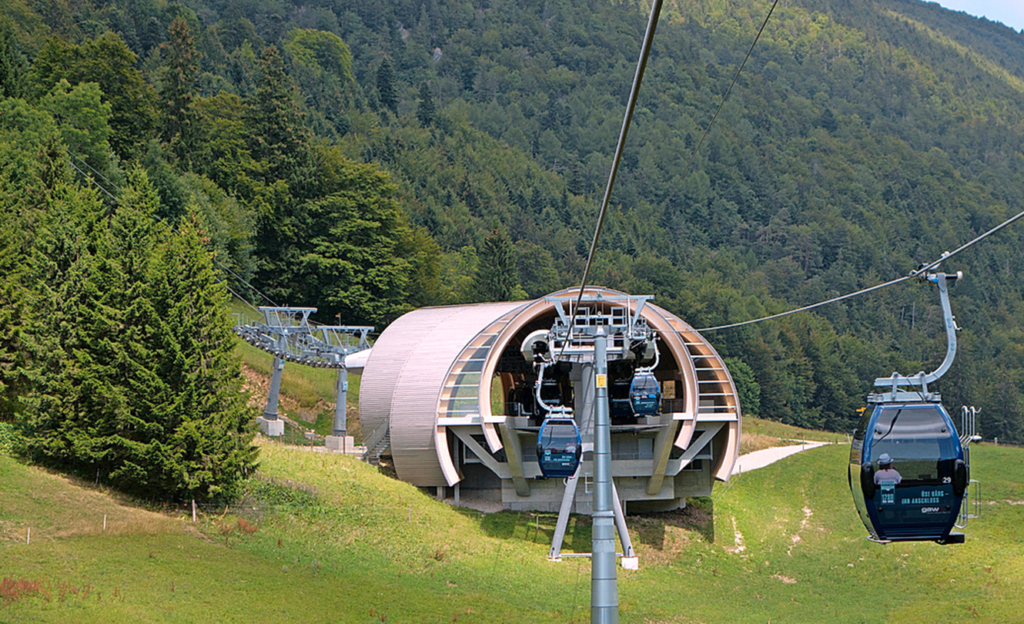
[732,440,831,476]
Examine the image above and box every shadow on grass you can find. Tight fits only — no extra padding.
[629,497,715,548]
[461,498,714,555]
[465,509,595,553]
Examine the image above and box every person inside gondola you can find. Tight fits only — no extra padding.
[874,453,902,485]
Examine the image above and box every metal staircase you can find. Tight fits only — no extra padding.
[362,417,391,465]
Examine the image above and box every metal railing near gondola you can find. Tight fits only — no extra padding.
[956,406,982,529]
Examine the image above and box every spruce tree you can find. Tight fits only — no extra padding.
[0,214,23,421]
[246,45,308,185]
[66,167,167,492]
[247,45,313,302]
[148,211,257,501]
[159,17,201,168]
[416,81,435,127]
[473,228,524,302]
[0,19,26,100]
[22,167,256,501]
[376,57,397,114]
[2,101,78,425]
[19,182,104,468]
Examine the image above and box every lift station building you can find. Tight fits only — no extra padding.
[359,287,741,513]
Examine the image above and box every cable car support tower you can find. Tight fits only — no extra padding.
[525,292,662,622]
[234,307,372,451]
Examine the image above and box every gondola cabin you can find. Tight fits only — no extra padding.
[849,402,967,543]
[629,371,662,417]
[536,417,582,478]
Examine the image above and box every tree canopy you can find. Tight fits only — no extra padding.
[0,0,1023,445]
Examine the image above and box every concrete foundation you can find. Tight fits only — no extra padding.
[325,435,356,453]
[257,417,285,437]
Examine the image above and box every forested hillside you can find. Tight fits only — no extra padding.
[1,0,1023,443]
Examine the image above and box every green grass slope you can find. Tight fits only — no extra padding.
[2,439,1023,623]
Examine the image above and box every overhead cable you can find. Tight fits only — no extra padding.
[697,206,1024,332]
[562,0,664,355]
[696,274,913,332]
[563,0,780,353]
[66,151,280,310]
[676,0,781,187]
[68,159,120,204]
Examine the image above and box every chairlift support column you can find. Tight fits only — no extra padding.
[261,355,286,436]
[591,328,618,624]
[535,293,654,622]
[316,326,374,452]
[334,367,348,436]
[234,307,371,447]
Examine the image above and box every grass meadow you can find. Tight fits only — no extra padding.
[2,433,1023,622]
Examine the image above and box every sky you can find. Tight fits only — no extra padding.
[929,0,1024,32]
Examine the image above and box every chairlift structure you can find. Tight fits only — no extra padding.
[848,269,981,544]
[234,306,371,448]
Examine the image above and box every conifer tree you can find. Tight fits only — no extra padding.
[159,17,201,168]
[148,211,257,501]
[22,167,256,501]
[416,81,435,127]
[376,57,397,114]
[63,167,166,492]
[247,45,313,301]
[473,228,525,302]
[246,45,308,185]
[19,181,104,468]
[0,214,23,421]
[0,19,27,100]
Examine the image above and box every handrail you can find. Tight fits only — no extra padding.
[363,416,391,456]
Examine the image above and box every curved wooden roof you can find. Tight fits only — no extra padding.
[360,287,741,488]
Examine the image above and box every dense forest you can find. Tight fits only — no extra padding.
[1,0,1023,473]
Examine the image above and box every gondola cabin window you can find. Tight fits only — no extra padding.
[870,405,957,486]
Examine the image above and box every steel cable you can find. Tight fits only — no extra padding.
[696,206,1024,332]
[561,0,664,356]
[562,0,780,352]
